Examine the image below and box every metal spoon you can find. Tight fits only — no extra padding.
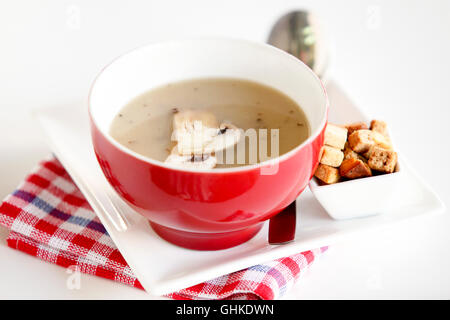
[268,10,328,79]
[267,10,328,244]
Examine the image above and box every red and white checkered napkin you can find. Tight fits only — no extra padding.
[0,157,327,300]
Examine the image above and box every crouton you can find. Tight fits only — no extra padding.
[348,129,374,153]
[314,164,340,184]
[324,124,347,150]
[320,146,344,167]
[339,158,372,179]
[362,149,372,159]
[343,145,364,161]
[370,120,389,137]
[345,122,368,137]
[372,131,393,150]
[316,120,396,184]
[367,146,398,173]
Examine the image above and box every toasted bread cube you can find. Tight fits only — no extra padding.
[320,146,344,167]
[314,164,340,184]
[345,122,368,137]
[367,146,398,173]
[370,120,389,137]
[324,124,348,150]
[362,149,372,159]
[372,131,393,150]
[360,134,391,158]
[348,129,374,153]
[344,145,362,160]
[339,158,372,179]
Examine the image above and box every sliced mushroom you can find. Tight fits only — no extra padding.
[173,110,219,155]
[203,122,241,154]
[164,147,217,169]
[167,110,242,169]
[172,110,241,155]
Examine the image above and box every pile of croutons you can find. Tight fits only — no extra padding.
[314,120,398,184]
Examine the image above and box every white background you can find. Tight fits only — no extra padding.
[0,0,449,299]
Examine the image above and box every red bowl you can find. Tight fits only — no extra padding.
[89,38,328,250]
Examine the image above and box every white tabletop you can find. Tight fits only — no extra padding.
[1,0,449,299]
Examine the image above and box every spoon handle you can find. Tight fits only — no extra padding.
[268,201,297,244]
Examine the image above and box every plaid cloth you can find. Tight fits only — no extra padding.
[0,157,327,300]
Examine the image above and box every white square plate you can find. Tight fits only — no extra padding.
[33,79,445,295]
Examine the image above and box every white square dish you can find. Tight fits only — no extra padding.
[32,79,445,295]
[310,163,402,220]
[310,81,406,220]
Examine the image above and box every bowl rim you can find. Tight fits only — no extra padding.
[88,36,329,174]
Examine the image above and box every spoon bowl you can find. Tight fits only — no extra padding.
[268,10,328,79]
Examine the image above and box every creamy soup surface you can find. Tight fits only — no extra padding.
[109,78,310,168]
